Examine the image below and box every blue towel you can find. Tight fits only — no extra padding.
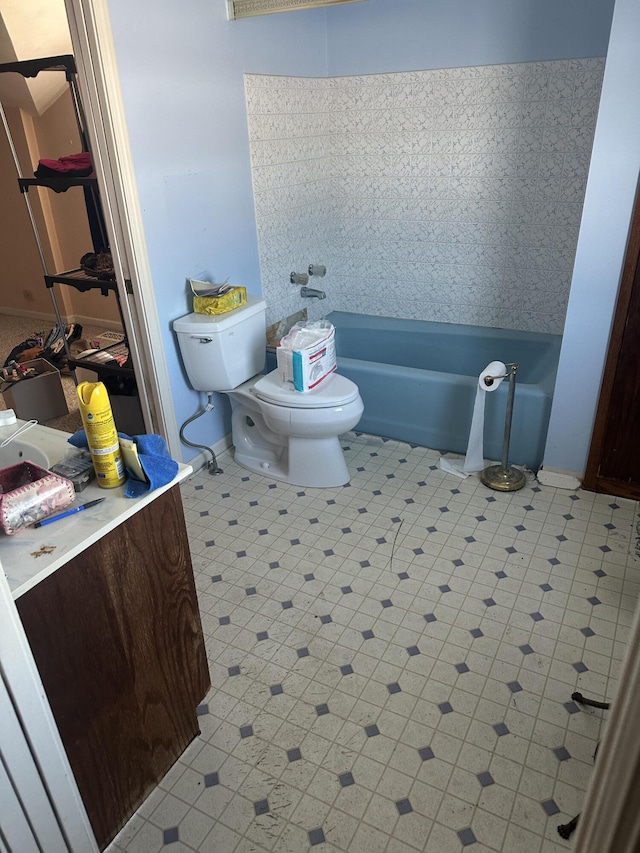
[69,430,179,498]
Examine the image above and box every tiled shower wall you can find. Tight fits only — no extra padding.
[246,58,604,334]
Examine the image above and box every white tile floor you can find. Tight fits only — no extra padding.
[106,433,639,853]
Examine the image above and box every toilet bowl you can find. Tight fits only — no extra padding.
[173,297,364,487]
[228,371,363,487]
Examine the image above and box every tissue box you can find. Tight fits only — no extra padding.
[277,325,336,392]
[0,359,68,421]
[194,286,247,316]
[0,461,75,535]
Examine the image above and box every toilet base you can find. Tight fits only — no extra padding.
[231,405,351,487]
[234,434,351,488]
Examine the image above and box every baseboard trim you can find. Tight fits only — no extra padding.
[537,466,582,490]
[0,306,122,332]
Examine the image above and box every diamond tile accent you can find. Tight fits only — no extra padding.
[204,772,219,787]
[438,702,453,715]
[339,772,355,787]
[381,599,393,608]
[281,600,293,610]
[495,571,507,579]
[287,747,302,762]
[341,586,353,594]
[362,629,374,640]
[573,662,588,673]
[228,665,240,677]
[458,828,477,846]
[316,704,329,716]
[196,703,208,716]
[588,597,601,606]
[240,725,253,738]
[340,664,354,676]
[365,724,380,737]
[493,723,509,736]
[297,647,309,658]
[477,771,494,787]
[455,662,470,674]
[219,615,230,626]
[387,682,401,694]
[540,583,553,592]
[439,585,451,594]
[507,681,523,693]
[554,747,571,761]
[542,799,561,816]
[270,684,284,695]
[163,827,179,844]
[530,611,544,621]
[419,746,435,761]
[424,613,437,623]
[483,598,496,607]
[257,631,269,641]
[309,828,325,846]
[396,798,413,815]
[470,628,483,638]
[519,645,534,656]
[320,614,332,624]
[407,645,420,656]
[254,798,269,815]
[581,627,596,637]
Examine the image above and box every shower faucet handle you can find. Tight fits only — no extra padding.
[290,271,309,286]
[308,264,326,277]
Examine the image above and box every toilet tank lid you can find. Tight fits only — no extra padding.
[173,295,266,334]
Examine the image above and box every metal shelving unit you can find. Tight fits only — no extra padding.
[0,54,140,425]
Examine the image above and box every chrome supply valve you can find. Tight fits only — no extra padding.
[308,264,326,277]
[290,271,309,286]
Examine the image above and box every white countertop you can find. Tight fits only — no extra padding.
[0,421,192,599]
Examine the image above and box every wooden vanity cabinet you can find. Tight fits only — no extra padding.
[16,484,210,850]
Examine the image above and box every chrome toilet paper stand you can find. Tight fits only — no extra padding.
[481,362,526,492]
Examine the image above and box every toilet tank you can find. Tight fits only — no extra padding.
[173,296,267,391]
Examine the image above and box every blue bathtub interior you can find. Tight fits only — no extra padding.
[267,312,561,471]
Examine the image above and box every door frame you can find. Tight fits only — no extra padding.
[63,0,181,459]
[0,561,98,852]
[583,175,640,498]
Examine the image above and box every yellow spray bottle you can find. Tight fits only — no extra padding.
[77,381,126,488]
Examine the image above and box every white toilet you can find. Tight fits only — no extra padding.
[173,296,363,487]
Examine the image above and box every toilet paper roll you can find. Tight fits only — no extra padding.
[439,360,506,478]
[463,361,507,473]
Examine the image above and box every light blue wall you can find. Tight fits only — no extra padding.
[326,0,614,74]
[106,0,329,456]
[104,0,617,465]
[543,0,640,476]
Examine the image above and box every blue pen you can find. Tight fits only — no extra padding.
[33,497,106,528]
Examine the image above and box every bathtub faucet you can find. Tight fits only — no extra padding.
[300,286,326,299]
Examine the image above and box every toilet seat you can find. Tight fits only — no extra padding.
[252,370,359,409]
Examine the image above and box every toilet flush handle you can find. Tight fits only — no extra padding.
[190,335,213,343]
